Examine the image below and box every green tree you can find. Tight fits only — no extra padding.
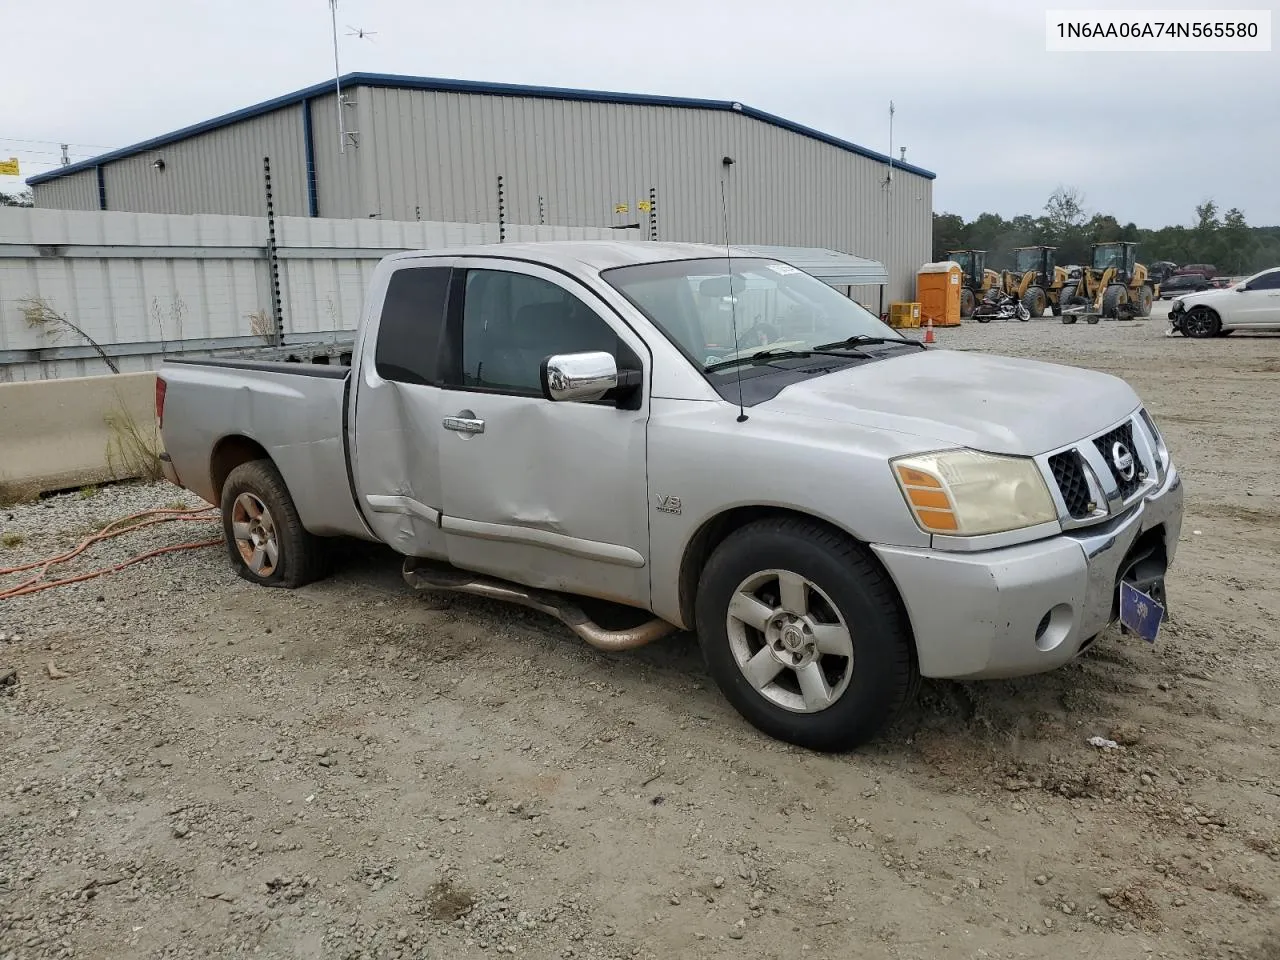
[933,196,1278,278]
[0,189,34,207]
[1221,208,1251,274]
[932,213,967,260]
[1044,186,1087,234]
[1194,200,1219,231]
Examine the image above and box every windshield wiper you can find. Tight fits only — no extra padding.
[811,335,927,352]
[705,348,813,372]
[705,343,894,373]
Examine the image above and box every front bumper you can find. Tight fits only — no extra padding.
[871,465,1184,680]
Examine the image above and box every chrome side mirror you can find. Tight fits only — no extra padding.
[540,351,618,403]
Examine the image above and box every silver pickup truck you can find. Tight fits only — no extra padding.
[157,240,1184,751]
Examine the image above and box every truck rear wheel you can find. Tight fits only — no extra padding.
[694,518,918,752]
[220,459,327,588]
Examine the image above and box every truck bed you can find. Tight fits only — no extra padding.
[159,357,370,540]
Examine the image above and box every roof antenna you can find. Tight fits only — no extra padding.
[329,0,347,154]
[719,156,747,423]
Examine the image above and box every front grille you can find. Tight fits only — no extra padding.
[1049,450,1092,518]
[1092,422,1142,499]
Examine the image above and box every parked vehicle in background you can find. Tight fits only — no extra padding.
[1174,263,1218,280]
[156,240,1184,752]
[1158,273,1211,299]
[1059,242,1157,322]
[1149,261,1179,285]
[1169,266,1280,337]
[946,248,1001,318]
[1001,245,1069,317]
[974,287,1031,322]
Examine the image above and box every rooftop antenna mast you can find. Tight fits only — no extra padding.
[884,101,894,288]
[886,100,895,183]
[329,0,346,153]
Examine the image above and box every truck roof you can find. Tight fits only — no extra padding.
[384,240,761,273]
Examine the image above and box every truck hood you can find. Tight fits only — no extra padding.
[761,348,1139,456]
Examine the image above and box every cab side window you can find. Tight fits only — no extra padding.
[458,270,620,394]
[374,266,452,385]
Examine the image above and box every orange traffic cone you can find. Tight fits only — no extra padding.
[923,319,935,345]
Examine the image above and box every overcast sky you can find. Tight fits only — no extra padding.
[3,0,1276,227]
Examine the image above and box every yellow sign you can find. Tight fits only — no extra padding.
[0,157,19,177]
[614,203,629,214]
[637,200,652,212]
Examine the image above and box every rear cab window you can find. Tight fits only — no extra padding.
[374,266,452,385]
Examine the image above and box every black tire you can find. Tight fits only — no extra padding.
[975,313,992,324]
[220,459,328,588]
[1183,306,1221,339]
[1022,286,1047,318]
[1086,315,1101,325]
[694,518,918,752]
[1058,282,1080,322]
[960,288,976,318]
[1101,283,1126,319]
[1135,285,1154,317]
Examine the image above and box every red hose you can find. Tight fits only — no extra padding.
[1,506,222,601]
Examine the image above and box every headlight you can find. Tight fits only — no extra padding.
[892,449,1058,536]
[1138,408,1170,471]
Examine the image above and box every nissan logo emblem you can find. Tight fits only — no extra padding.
[1111,441,1136,481]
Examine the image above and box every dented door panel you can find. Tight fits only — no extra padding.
[436,258,653,608]
[438,392,650,605]
[348,260,454,559]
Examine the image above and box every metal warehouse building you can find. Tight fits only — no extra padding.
[28,73,935,299]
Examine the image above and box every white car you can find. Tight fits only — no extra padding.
[1169,266,1280,337]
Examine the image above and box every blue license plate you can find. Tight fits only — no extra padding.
[1119,581,1165,643]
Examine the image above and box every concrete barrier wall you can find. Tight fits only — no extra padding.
[0,371,159,502]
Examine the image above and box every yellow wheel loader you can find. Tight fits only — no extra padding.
[1059,242,1158,324]
[946,249,1001,319]
[1002,245,1071,318]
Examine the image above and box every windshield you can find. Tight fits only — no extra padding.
[949,251,971,271]
[601,257,907,373]
[1092,245,1125,270]
[1014,248,1040,272]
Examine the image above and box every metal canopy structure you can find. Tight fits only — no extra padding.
[734,245,889,287]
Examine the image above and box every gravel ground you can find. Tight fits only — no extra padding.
[3,307,1279,960]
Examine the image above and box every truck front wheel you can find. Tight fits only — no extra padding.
[220,459,327,588]
[694,518,918,751]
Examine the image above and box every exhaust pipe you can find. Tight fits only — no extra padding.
[402,558,677,652]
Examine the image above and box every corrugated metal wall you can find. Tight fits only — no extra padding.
[32,169,100,211]
[356,86,932,299]
[0,208,639,381]
[31,85,932,299]
[105,106,309,217]
[34,109,311,218]
[309,90,366,220]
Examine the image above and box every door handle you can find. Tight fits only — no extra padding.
[443,415,485,434]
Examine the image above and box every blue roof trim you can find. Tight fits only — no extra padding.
[28,72,936,185]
